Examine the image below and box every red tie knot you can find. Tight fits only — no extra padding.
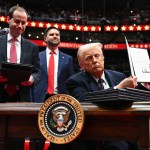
[50,51,55,55]
[11,38,16,42]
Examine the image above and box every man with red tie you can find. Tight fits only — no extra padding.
[33,26,75,150]
[0,5,41,103]
[34,26,74,102]
[0,5,41,150]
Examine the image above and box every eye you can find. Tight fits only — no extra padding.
[95,54,103,59]
[14,19,26,25]
[85,56,93,61]
[95,54,100,58]
[55,33,60,36]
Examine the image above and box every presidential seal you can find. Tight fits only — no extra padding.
[38,94,84,144]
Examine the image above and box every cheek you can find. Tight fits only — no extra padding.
[45,37,49,42]
[99,60,104,66]
[21,26,26,31]
[84,63,92,70]
[23,25,26,28]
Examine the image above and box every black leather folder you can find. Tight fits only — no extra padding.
[0,62,33,84]
[84,88,150,109]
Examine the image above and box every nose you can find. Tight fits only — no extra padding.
[92,56,97,62]
[18,22,23,27]
[54,34,58,37]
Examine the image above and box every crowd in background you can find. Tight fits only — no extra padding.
[0,0,150,75]
[0,0,150,25]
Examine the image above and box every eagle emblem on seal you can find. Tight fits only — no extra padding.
[50,106,72,132]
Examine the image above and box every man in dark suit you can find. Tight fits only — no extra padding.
[0,5,41,103]
[33,26,75,150]
[34,26,74,102]
[0,5,41,150]
[66,43,138,150]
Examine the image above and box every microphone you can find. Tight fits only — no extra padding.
[100,17,111,24]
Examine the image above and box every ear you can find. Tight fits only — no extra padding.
[79,61,84,70]
[43,36,47,42]
[7,16,10,23]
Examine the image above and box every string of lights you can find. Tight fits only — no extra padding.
[0,16,150,32]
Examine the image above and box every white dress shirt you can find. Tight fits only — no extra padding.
[7,33,21,63]
[94,72,110,89]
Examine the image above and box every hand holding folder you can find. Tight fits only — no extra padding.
[0,62,33,85]
[0,75,8,82]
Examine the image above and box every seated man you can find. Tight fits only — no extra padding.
[66,42,139,150]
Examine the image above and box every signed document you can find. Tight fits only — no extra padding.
[125,38,150,82]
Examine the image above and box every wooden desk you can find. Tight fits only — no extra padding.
[0,102,150,150]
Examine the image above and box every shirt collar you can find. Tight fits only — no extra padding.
[46,47,58,55]
[7,33,21,43]
[93,72,106,84]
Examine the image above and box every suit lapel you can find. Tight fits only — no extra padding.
[20,38,27,63]
[84,72,100,91]
[42,51,47,76]
[58,52,64,77]
[104,71,115,87]
[0,35,7,61]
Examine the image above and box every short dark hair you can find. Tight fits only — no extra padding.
[8,5,28,19]
[44,26,60,37]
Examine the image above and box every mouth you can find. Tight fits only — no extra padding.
[93,65,101,69]
[52,39,59,42]
[17,28,23,33]
[93,66,103,71]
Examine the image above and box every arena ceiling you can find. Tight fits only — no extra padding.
[10,0,150,10]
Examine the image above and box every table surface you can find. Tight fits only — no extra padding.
[0,102,150,115]
[0,102,150,150]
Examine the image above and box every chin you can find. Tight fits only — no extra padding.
[92,71,102,77]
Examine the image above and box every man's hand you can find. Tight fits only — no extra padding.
[141,82,150,90]
[21,81,33,86]
[21,75,34,86]
[115,76,137,89]
[0,75,8,82]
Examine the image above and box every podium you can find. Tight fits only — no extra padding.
[0,102,150,150]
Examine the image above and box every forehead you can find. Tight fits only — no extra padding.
[13,9,27,20]
[47,29,60,34]
[83,46,102,56]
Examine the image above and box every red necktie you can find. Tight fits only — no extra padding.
[10,38,17,63]
[24,138,30,150]
[47,51,55,94]
[6,38,17,96]
[43,140,50,150]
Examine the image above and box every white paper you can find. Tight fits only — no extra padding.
[125,36,135,77]
[125,38,150,82]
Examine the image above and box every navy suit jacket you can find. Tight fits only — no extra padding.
[66,70,126,102]
[0,34,41,102]
[34,50,75,102]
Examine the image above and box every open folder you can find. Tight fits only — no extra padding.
[0,62,33,84]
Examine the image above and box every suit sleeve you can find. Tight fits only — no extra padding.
[31,44,41,85]
[66,77,88,102]
[69,56,75,76]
